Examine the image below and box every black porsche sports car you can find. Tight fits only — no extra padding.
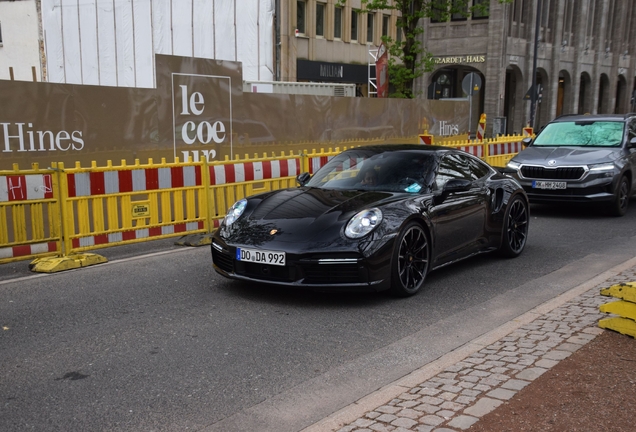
[211,145,529,296]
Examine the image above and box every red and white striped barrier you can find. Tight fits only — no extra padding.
[476,122,485,141]
[0,174,54,202]
[0,242,57,260]
[210,159,302,185]
[456,145,483,158]
[419,134,433,145]
[489,141,523,155]
[71,221,204,249]
[309,156,332,174]
[66,166,201,197]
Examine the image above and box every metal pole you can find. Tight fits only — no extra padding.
[469,73,474,137]
[530,0,542,128]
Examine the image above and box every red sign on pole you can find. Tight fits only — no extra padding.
[375,43,389,98]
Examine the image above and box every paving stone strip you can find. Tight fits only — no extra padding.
[328,269,632,432]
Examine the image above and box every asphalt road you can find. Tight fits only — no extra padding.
[3,202,636,432]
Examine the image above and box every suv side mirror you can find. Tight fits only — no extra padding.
[296,172,311,186]
[630,137,636,148]
[522,137,533,148]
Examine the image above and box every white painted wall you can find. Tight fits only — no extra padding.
[0,0,41,82]
[42,0,275,88]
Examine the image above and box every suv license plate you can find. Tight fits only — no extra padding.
[532,181,566,190]
[236,248,286,266]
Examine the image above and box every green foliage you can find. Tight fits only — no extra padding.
[336,0,510,98]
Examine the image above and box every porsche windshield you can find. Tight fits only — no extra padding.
[306,150,437,193]
[533,121,624,147]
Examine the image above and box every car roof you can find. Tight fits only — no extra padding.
[551,113,636,123]
[346,144,456,154]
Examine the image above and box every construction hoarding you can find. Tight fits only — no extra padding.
[0,55,469,170]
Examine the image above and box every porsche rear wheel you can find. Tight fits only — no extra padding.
[390,222,430,297]
[498,195,529,258]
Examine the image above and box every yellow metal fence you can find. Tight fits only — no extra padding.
[1,137,525,269]
[0,163,61,263]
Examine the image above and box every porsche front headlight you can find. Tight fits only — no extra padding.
[224,199,247,226]
[345,208,383,239]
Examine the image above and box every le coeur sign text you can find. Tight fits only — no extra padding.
[178,85,226,145]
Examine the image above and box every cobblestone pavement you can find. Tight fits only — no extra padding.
[310,265,634,432]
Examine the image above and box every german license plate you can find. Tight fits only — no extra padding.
[532,181,566,190]
[236,247,286,266]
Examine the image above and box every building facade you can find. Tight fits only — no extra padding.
[0,0,42,82]
[3,1,634,137]
[280,0,403,96]
[417,0,636,135]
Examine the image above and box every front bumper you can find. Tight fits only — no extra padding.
[513,174,617,204]
[210,237,393,292]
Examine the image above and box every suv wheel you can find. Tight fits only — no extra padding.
[610,176,630,217]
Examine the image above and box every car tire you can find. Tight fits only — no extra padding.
[610,176,630,217]
[498,194,529,258]
[389,222,430,297]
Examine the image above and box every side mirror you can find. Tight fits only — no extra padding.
[435,179,471,204]
[444,178,472,194]
[522,137,533,148]
[296,172,311,186]
[630,137,636,148]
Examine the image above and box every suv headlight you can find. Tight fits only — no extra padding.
[587,163,615,173]
[224,199,247,226]
[506,161,521,170]
[345,208,383,239]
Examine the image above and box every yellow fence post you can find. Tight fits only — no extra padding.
[174,158,214,246]
[301,149,310,174]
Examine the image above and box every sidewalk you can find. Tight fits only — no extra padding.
[303,257,636,432]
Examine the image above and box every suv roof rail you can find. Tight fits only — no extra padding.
[553,113,636,121]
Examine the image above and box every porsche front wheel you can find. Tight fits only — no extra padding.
[389,222,430,297]
[498,195,529,258]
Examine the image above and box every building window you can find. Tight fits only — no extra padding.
[451,0,468,21]
[351,10,359,41]
[334,7,343,39]
[316,3,325,37]
[297,1,306,35]
[472,0,489,19]
[382,15,390,37]
[0,21,3,46]
[367,12,375,43]
[430,2,448,23]
[396,17,403,43]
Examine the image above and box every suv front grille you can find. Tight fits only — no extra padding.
[520,165,585,180]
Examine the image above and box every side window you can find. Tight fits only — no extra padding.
[435,154,470,190]
[629,120,636,141]
[466,156,491,180]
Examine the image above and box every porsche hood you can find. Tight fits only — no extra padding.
[221,187,396,245]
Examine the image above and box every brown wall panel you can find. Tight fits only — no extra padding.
[0,55,469,169]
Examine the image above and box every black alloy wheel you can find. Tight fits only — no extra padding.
[390,222,430,297]
[610,176,630,217]
[499,195,529,258]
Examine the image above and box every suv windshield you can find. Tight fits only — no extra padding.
[533,121,624,147]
